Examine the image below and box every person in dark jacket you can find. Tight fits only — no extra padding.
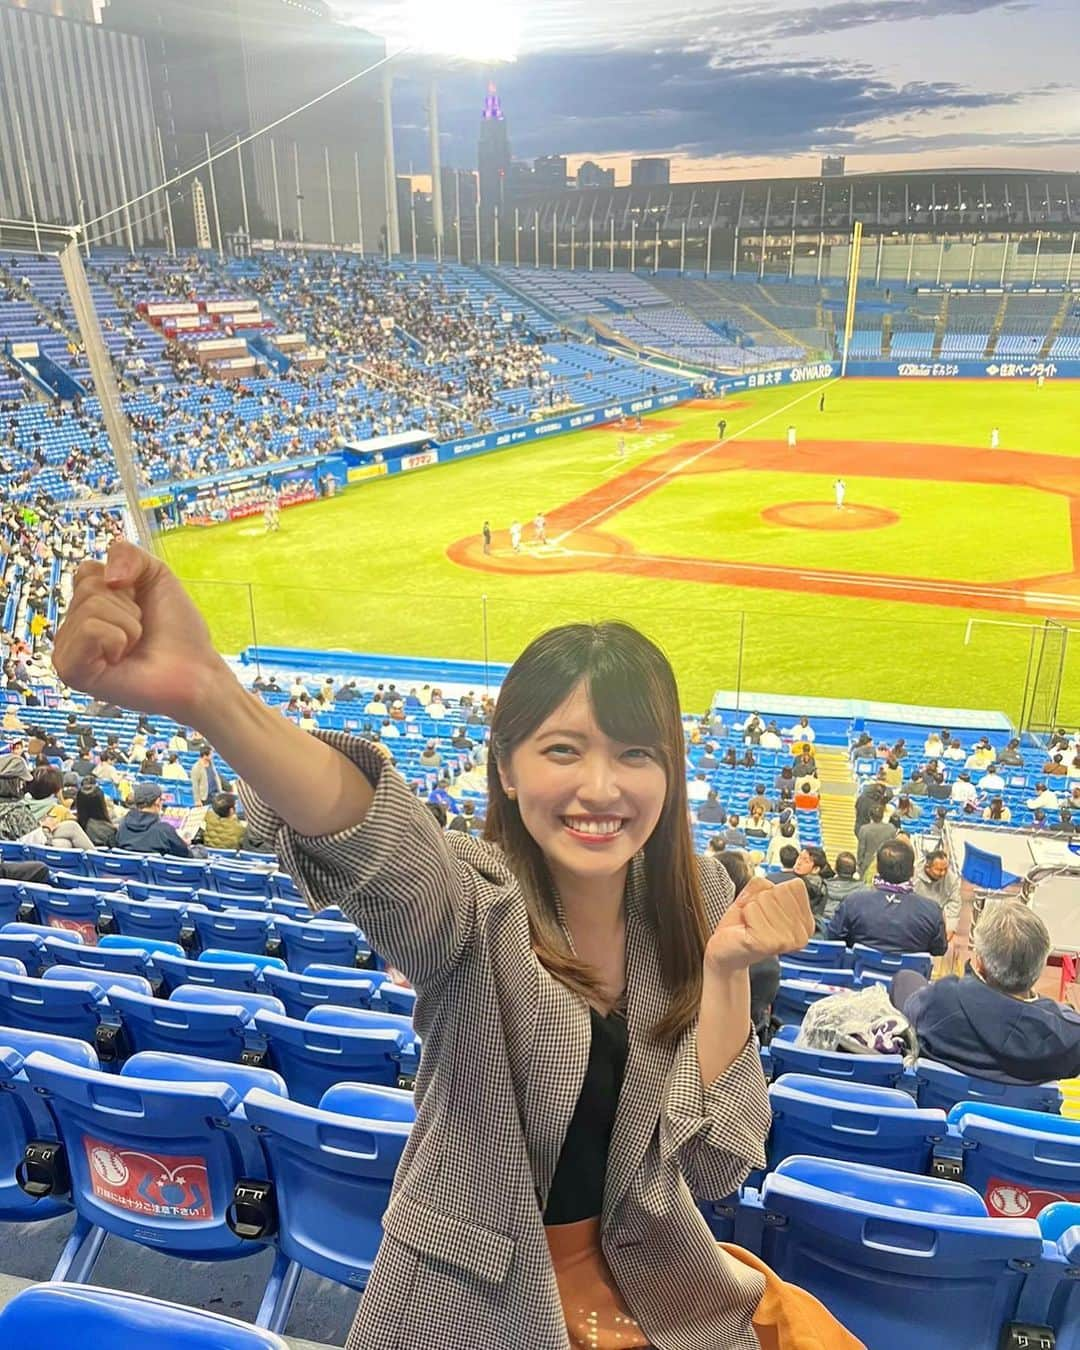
[826,838,947,956]
[893,902,1080,1084]
[75,780,118,848]
[116,781,192,856]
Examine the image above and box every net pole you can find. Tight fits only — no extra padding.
[840,219,863,378]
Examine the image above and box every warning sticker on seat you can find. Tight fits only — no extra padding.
[84,1137,212,1220]
[48,917,98,945]
[985,1176,1080,1219]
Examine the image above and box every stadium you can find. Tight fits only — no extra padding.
[0,0,1078,1346]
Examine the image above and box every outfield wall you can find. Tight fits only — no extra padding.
[844,359,1079,380]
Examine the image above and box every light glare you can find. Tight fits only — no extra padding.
[402,0,520,62]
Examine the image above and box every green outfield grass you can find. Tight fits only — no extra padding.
[159,378,1080,725]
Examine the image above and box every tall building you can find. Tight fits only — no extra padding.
[630,157,671,188]
[508,161,535,196]
[104,0,386,248]
[821,155,847,178]
[0,0,161,247]
[191,178,212,249]
[477,83,510,211]
[577,160,615,190]
[532,155,568,191]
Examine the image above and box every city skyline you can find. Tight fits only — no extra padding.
[338,0,1080,184]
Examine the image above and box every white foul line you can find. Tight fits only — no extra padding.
[552,378,841,547]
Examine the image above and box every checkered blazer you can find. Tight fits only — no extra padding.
[241,733,770,1350]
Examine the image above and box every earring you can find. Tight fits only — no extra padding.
[506,788,517,800]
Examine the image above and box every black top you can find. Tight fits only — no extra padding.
[543,1005,629,1225]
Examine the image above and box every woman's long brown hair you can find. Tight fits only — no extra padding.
[484,622,706,1042]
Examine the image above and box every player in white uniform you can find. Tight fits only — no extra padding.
[533,512,547,545]
[834,478,846,510]
[617,437,627,460]
[990,426,1000,449]
[787,425,797,448]
[509,520,522,554]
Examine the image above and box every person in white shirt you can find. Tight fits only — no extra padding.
[923,732,944,758]
[427,697,447,720]
[509,520,522,554]
[380,719,399,740]
[289,678,306,699]
[943,739,966,761]
[950,772,978,805]
[1027,782,1060,811]
[320,678,336,705]
[759,727,783,751]
[364,696,387,716]
[977,766,1005,793]
[686,772,710,803]
[786,717,815,743]
[162,753,187,781]
[168,729,189,752]
[299,709,318,733]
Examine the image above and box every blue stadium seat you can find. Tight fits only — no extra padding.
[267,897,312,921]
[195,889,270,914]
[372,982,417,1019]
[3,920,84,946]
[108,896,190,946]
[851,945,933,980]
[270,873,302,902]
[260,966,379,1020]
[961,841,1021,889]
[193,910,273,957]
[755,1157,1050,1349]
[22,1050,285,1282]
[209,864,273,897]
[0,932,50,977]
[145,857,210,889]
[0,1028,97,1222]
[31,888,105,944]
[0,1284,289,1348]
[0,969,108,1044]
[946,1103,1080,1217]
[914,1059,1062,1114]
[242,1082,414,1332]
[106,988,264,1065]
[41,967,154,999]
[257,1007,421,1105]
[84,853,146,881]
[778,962,857,987]
[764,1026,907,1089]
[126,881,197,905]
[272,916,363,973]
[153,952,266,996]
[772,979,842,1027]
[767,1074,946,1172]
[27,846,90,875]
[781,939,848,969]
[44,940,162,988]
[57,870,125,893]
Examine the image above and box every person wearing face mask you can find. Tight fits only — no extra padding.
[52,540,857,1350]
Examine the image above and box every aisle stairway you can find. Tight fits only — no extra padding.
[814,746,857,859]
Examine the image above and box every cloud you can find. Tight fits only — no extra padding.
[390,46,1031,168]
[717,0,1034,44]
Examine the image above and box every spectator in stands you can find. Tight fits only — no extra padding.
[722,815,748,849]
[823,852,861,921]
[766,819,799,867]
[687,771,710,804]
[999,738,1024,767]
[759,722,783,752]
[744,801,770,844]
[117,782,192,857]
[851,732,875,763]
[141,748,163,777]
[983,797,1011,823]
[299,706,319,733]
[965,739,996,771]
[739,748,756,769]
[943,738,966,762]
[1027,781,1060,811]
[380,718,400,741]
[336,680,359,703]
[854,782,887,833]
[448,801,484,834]
[1055,807,1075,834]
[697,789,725,825]
[698,742,719,770]
[428,694,448,721]
[1069,754,1080,779]
[894,902,1080,1084]
[856,802,897,878]
[977,763,1005,793]
[771,842,800,873]
[741,711,764,744]
[923,730,945,758]
[950,772,978,806]
[774,764,795,796]
[893,794,921,823]
[0,754,41,841]
[917,850,962,930]
[793,780,820,810]
[890,739,908,761]
[25,765,96,850]
[921,759,945,786]
[827,839,947,956]
[190,746,224,805]
[786,716,815,744]
[168,727,190,752]
[163,752,187,781]
[791,748,817,781]
[1031,808,1049,831]
[772,846,829,925]
[203,792,247,850]
[1044,753,1068,777]
[75,780,118,849]
[881,755,903,789]
[419,741,442,770]
[747,783,771,816]
[54,550,827,1350]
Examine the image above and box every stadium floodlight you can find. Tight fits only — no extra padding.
[400,0,520,62]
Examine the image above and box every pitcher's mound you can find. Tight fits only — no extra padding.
[761,501,899,531]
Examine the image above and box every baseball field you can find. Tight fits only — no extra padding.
[159,377,1080,723]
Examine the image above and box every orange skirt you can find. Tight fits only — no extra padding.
[544,1221,866,1350]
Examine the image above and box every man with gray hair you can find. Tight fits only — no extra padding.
[892,901,1080,1084]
